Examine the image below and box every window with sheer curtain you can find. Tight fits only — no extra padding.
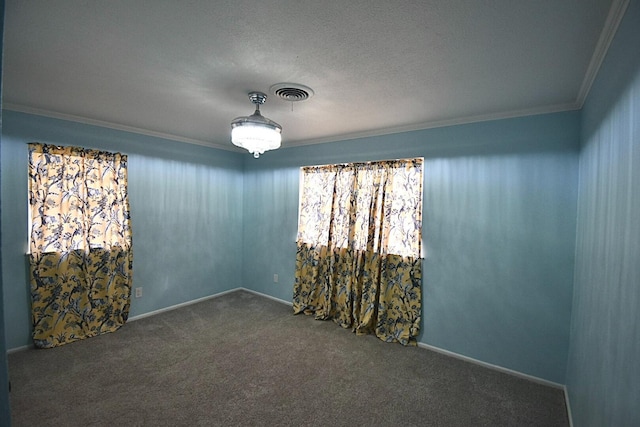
[293,158,423,345]
[27,143,133,348]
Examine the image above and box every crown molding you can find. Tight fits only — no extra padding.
[285,101,580,148]
[4,101,580,152]
[576,0,630,107]
[5,100,579,152]
[2,103,240,152]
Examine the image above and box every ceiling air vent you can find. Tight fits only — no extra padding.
[270,83,314,102]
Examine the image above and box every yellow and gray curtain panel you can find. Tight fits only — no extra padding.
[293,158,423,345]
[28,143,133,348]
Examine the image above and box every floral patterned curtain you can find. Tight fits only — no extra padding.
[27,143,133,348]
[293,159,423,345]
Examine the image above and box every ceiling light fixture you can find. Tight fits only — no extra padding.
[230,92,281,158]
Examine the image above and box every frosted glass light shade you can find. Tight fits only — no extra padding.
[231,92,282,159]
[231,123,281,158]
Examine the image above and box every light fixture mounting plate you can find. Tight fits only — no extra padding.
[248,92,268,105]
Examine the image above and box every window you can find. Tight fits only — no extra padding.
[297,158,423,258]
[293,158,423,345]
[27,143,133,348]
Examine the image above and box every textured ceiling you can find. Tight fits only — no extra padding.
[2,0,625,152]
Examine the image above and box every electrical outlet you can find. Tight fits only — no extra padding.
[273,274,279,283]
[135,287,143,298]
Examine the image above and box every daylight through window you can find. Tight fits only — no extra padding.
[297,158,423,258]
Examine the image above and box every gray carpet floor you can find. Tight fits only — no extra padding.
[8,290,569,426]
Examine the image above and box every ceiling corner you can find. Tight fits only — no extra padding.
[576,0,631,108]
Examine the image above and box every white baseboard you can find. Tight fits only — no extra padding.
[417,342,572,424]
[416,343,572,423]
[7,344,33,354]
[416,341,564,389]
[237,287,293,307]
[564,386,574,427]
[128,287,240,322]
[128,287,292,325]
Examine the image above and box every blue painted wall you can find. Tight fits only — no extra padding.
[567,0,640,425]
[0,0,14,424]
[1,111,245,349]
[242,111,580,383]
